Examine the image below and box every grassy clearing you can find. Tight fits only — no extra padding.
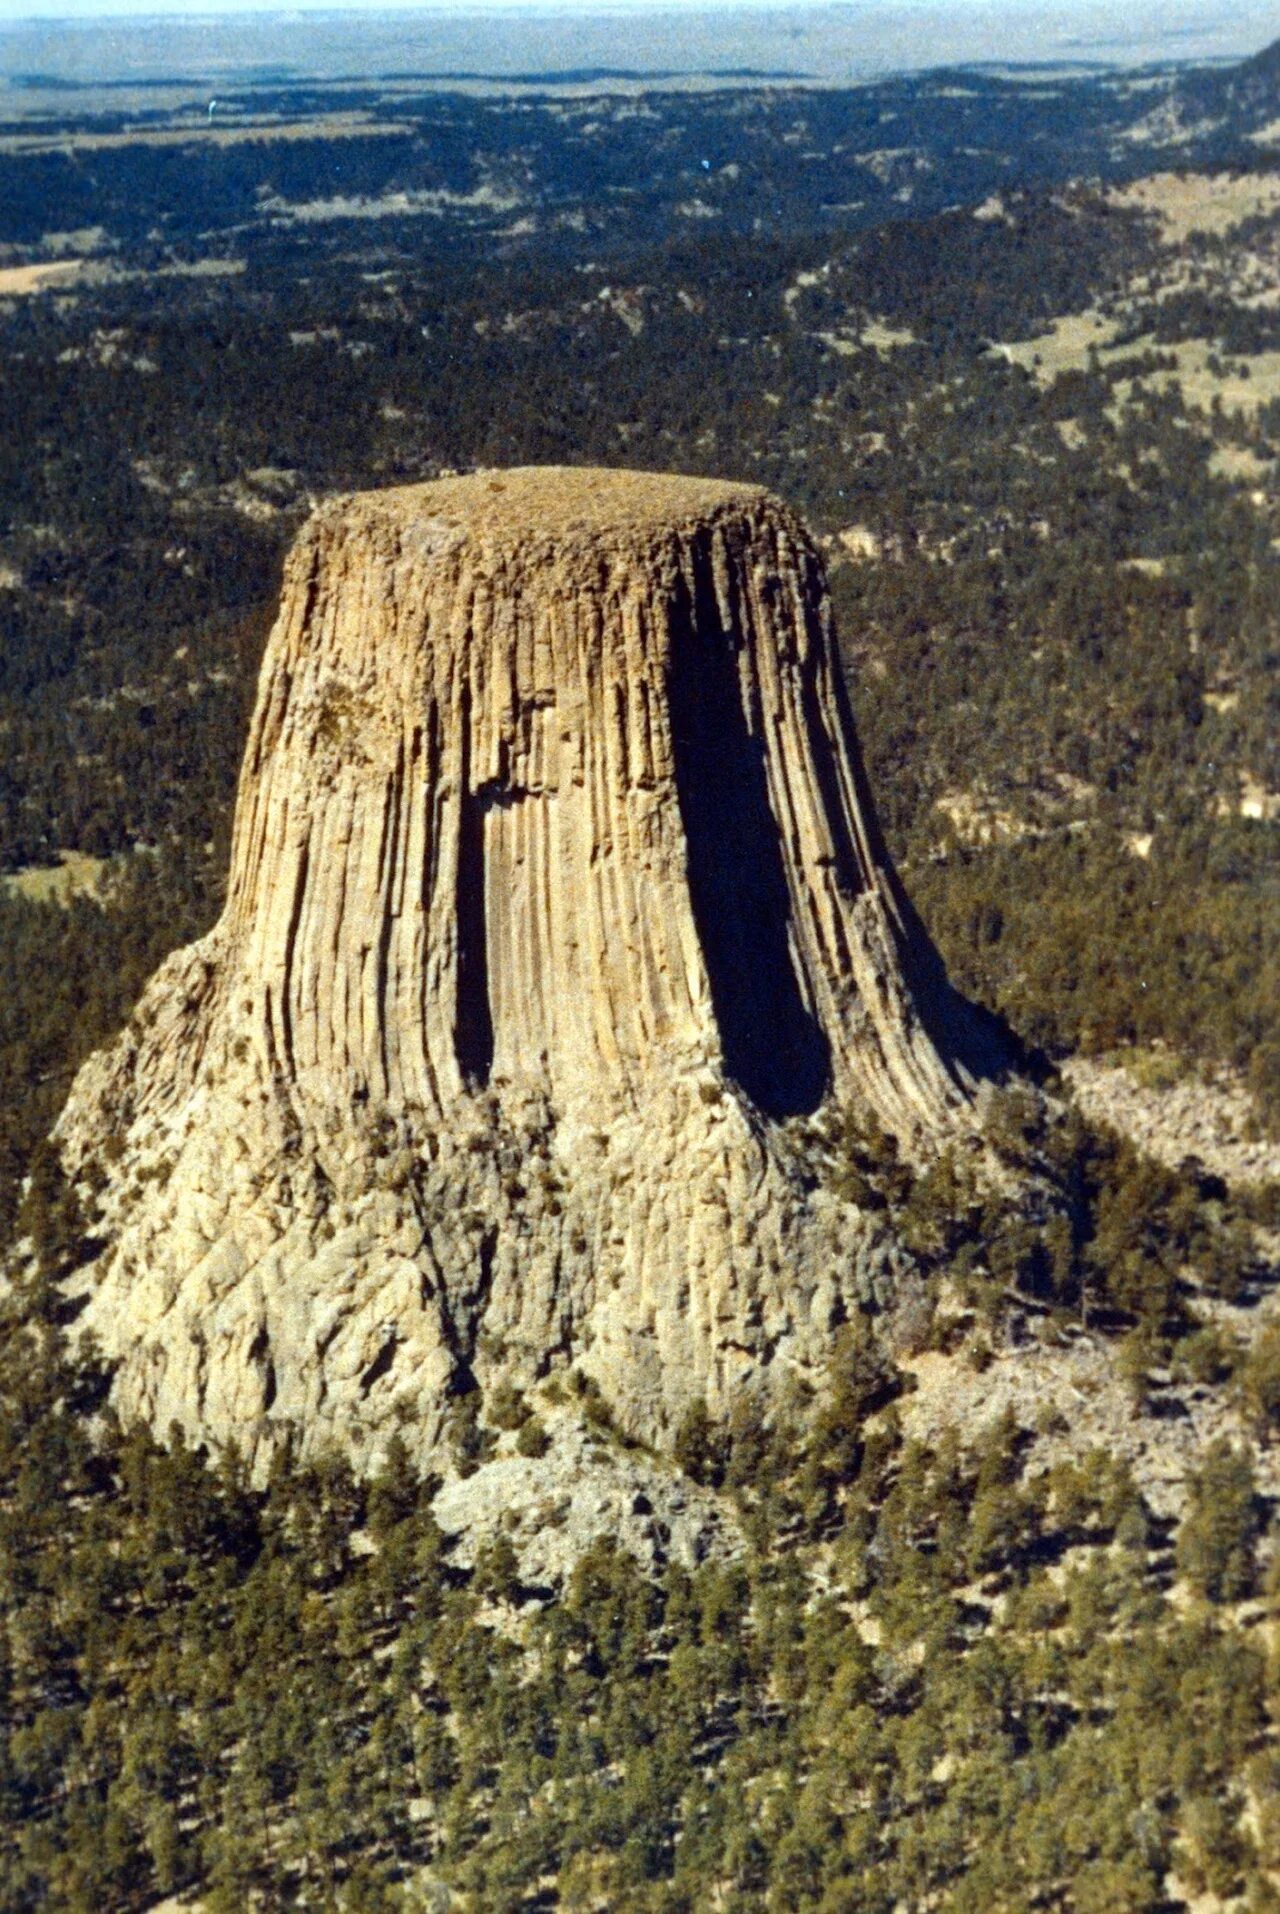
[998,314,1280,419]
[1209,442,1274,482]
[0,114,410,158]
[0,261,84,297]
[3,853,110,905]
[264,181,521,224]
[1114,338,1280,417]
[994,309,1121,379]
[1106,170,1280,243]
[862,317,917,349]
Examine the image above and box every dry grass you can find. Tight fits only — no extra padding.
[0,114,410,158]
[1106,171,1280,244]
[0,256,244,304]
[263,181,520,225]
[862,318,916,350]
[4,852,110,905]
[994,310,1120,381]
[1113,339,1280,418]
[813,319,914,359]
[998,309,1280,420]
[0,260,84,297]
[1209,443,1274,483]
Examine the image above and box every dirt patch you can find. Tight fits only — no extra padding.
[837,524,881,560]
[935,790,1026,847]
[1239,771,1280,822]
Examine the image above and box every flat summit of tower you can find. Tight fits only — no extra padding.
[331,465,768,546]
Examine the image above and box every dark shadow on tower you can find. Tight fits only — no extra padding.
[826,635,1018,1088]
[668,545,829,1120]
[455,686,494,1087]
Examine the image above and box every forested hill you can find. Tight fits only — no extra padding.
[1172,33,1280,145]
[0,32,1278,272]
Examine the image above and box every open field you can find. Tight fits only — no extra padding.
[263,181,522,225]
[0,113,411,158]
[993,309,1120,379]
[1209,442,1275,482]
[1107,169,1280,242]
[0,256,246,302]
[997,315,1280,418]
[2,851,110,905]
[1114,338,1280,416]
[0,259,83,296]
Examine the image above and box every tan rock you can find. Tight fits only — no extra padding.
[58,466,988,1471]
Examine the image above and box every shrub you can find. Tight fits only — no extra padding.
[674,1402,725,1487]
[1237,1322,1280,1442]
[515,1416,551,1459]
[487,1380,529,1433]
[1177,1440,1261,1603]
[1177,1323,1240,1388]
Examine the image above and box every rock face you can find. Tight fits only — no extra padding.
[58,467,982,1470]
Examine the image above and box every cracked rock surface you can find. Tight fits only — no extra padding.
[58,466,981,1472]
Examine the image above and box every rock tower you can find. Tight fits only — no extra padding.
[57,468,981,1468]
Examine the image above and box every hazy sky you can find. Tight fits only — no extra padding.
[0,0,1268,28]
[9,0,922,17]
[6,0,1113,11]
[0,0,1271,87]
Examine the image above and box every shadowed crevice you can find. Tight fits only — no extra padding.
[454,685,494,1088]
[358,1336,397,1396]
[278,834,309,1078]
[669,545,829,1120]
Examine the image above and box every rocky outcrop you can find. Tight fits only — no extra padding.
[58,466,987,1471]
[431,1408,739,1588]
